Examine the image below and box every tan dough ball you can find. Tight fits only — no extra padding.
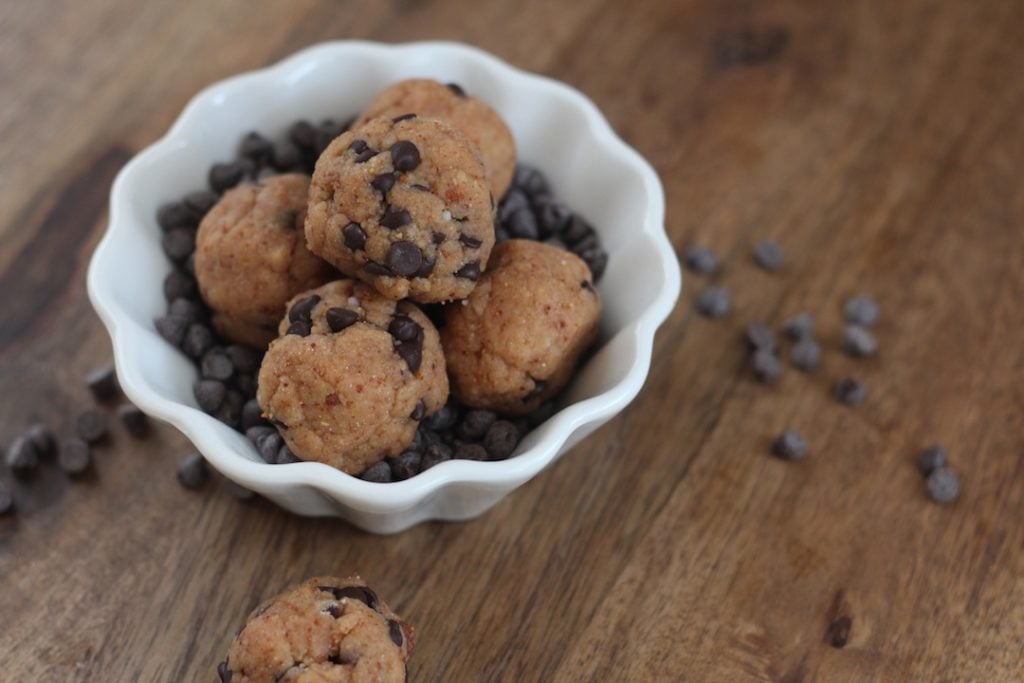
[194,174,335,348]
[442,240,602,415]
[257,280,448,474]
[356,78,517,199]
[221,575,414,683]
[305,116,495,304]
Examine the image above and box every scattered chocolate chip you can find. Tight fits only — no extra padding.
[390,140,421,172]
[446,82,467,96]
[683,246,719,274]
[163,270,197,302]
[457,410,496,441]
[360,460,393,483]
[825,616,852,648]
[354,147,378,163]
[348,138,368,153]
[215,390,243,428]
[781,312,814,340]
[528,401,557,428]
[745,321,776,352]
[425,403,458,431]
[371,172,397,193]
[58,438,91,476]
[926,467,960,503]
[177,453,209,489]
[325,604,343,618]
[85,364,119,402]
[388,451,422,480]
[844,296,879,327]
[392,113,417,123]
[752,240,784,271]
[239,131,273,161]
[411,183,431,192]
[0,481,12,515]
[76,409,109,444]
[388,620,404,647]
[420,443,453,471]
[234,373,258,399]
[169,298,203,325]
[515,165,550,197]
[255,431,283,463]
[454,442,488,461]
[386,241,424,277]
[288,295,321,323]
[289,120,317,150]
[182,323,215,359]
[696,286,731,319]
[395,338,423,374]
[562,214,594,245]
[194,379,226,413]
[459,234,483,248]
[917,444,948,475]
[505,208,539,240]
[388,316,422,341]
[342,222,367,250]
[579,246,609,281]
[26,423,55,458]
[410,400,426,421]
[483,421,519,459]
[157,201,193,231]
[380,206,412,229]
[272,142,303,171]
[456,261,481,281]
[246,425,274,446]
[772,429,807,460]
[834,377,866,406]
[751,349,783,384]
[791,338,822,373]
[201,348,234,381]
[276,444,299,464]
[155,313,188,346]
[208,162,246,193]
[240,399,263,432]
[118,404,150,437]
[161,227,195,262]
[498,189,529,222]
[843,325,878,358]
[582,280,596,293]
[286,320,312,337]
[225,345,261,374]
[537,200,572,237]
[365,261,393,277]
[326,307,359,333]
[415,256,436,278]
[6,436,39,474]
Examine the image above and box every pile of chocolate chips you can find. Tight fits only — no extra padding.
[153,114,609,483]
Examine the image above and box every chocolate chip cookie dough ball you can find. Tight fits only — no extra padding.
[219,575,414,683]
[257,280,448,474]
[194,174,335,348]
[356,78,517,199]
[442,240,602,415]
[305,115,495,304]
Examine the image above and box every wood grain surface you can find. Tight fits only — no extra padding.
[2,1,1023,681]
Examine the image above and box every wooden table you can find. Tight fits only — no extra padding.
[2,1,1023,680]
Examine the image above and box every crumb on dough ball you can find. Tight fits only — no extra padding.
[356,78,517,199]
[221,575,414,683]
[194,174,335,348]
[257,280,448,474]
[442,240,602,415]
[304,115,495,304]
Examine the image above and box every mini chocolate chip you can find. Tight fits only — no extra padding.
[380,206,412,229]
[58,438,91,476]
[371,172,397,193]
[276,444,299,464]
[446,82,467,97]
[926,467,960,503]
[201,348,234,381]
[360,460,393,483]
[318,585,379,609]
[177,452,208,489]
[287,320,312,337]
[791,338,822,372]
[256,431,283,463]
[572,233,599,252]
[209,162,246,193]
[365,262,393,277]
[581,280,596,293]
[415,256,436,278]
[388,315,422,342]
[225,345,261,374]
[772,429,807,460]
[395,339,423,374]
[162,227,195,262]
[289,295,321,323]
[183,191,218,221]
[456,261,481,281]
[240,399,264,432]
[420,442,453,472]
[157,201,193,231]
[498,189,530,222]
[751,349,783,384]
[290,120,317,149]
[155,313,189,346]
[392,113,417,122]
[386,241,423,277]
[215,389,243,429]
[843,325,878,358]
[515,165,550,197]
[272,142,303,171]
[826,616,852,648]
[432,231,446,244]
[342,222,367,250]
[683,246,718,274]
[239,131,273,161]
[745,321,776,352]
[844,296,879,327]
[325,604,343,618]
[537,200,572,237]
[26,423,55,458]
[457,410,496,441]
[505,207,539,240]
[917,444,948,475]
[85,364,119,401]
[781,312,814,340]
[526,379,547,399]
[459,234,483,248]
[410,400,426,421]
[578,246,609,281]
[234,373,258,399]
[696,286,731,319]
[753,240,784,271]
[76,409,109,444]
[483,421,519,460]
[388,620,404,647]
[169,297,204,324]
[118,404,150,437]
[390,140,421,172]
[194,379,227,413]
[834,377,867,406]
[454,442,488,461]
[246,425,274,446]
[348,138,369,153]
[388,450,421,480]
[425,403,459,431]
[495,227,510,242]
[411,183,431,192]
[183,323,215,359]
[163,270,197,302]
[326,308,359,332]
[6,436,39,474]
[354,147,378,163]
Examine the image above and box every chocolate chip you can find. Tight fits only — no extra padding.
[326,308,359,333]
[410,400,426,421]
[168,298,203,326]
[917,444,948,475]
[446,82,467,97]
[454,442,488,461]
[459,234,483,248]
[354,147,379,163]
[286,320,312,337]
[6,436,39,474]
[483,421,519,460]
[194,379,226,413]
[276,444,299,464]
[239,131,272,161]
[342,222,367,250]
[751,349,783,384]
[456,261,481,281]
[234,373,258,400]
[85,364,119,402]
[528,401,557,428]
[272,142,303,171]
[182,323,214,359]
[256,431,283,463]
[415,256,436,278]
[76,409,109,444]
[578,246,609,281]
[781,312,814,340]
[390,140,421,172]
[177,453,208,489]
[226,345,261,374]
[494,227,510,243]
[371,172,397,193]
[380,206,412,229]
[843,325,878,358]
[745,321,776,352]
[395,338,423,373]
[392,113,417,123]
[386,241,423,277]
[420,443,453,471]
[409,183,430,192]
[289,120,317,149]
[432,231,446,244]
[26,423,55,458]
[826,616,852,649]
[118,404,149,437]
[582,280,596,293]
[155,313,188,346]
[696,286,731,319]
[537,200,572,237]
[240,399,263,432]
[319,585,379,609]
[246,425,274,446]
[288,295,321,323]
[0,482,12,515]
[683,246,718,274]
[425,403,459,431]
[157,202,193,231]
[834,377,866,406]
[58,438,91,476]
[791,338,822,372]
[201,348,234,381]
[162,227,195,263]
[388,620,404,647]
[498,189,529,222]
[388,315,422,342]
[515,165,550,197]
[505,207,539,240]
[457,410,496,441]
[388,451,421,480]
[365,262,393,277]
[926,467,960,503]
[348,138,368,153]
[772,429,807,460]
[360,460,393,483]
[561,214,594,245]
[843,296,879,327]
[163,270,197,302]
[209,162,246,193]
[752,240,784,271]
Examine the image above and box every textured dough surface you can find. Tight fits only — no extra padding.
[442,240,602,415]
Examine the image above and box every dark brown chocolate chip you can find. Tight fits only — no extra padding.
[772,430,808,461]
[0,482,13,515]
[380,206,412,229]
[290,120,317,149]
[515,165,550,196]
[415,256,436,278]
[325,604,343,618]
[360,460,393,482]
[364,262,393,277]
[562,215,595,245]
[390,140,421,172]
[455,261,481,281]
[387,450,421,480]
[118,404,149,438]
[349,138,369,153]
[286,320,312,337]
[432,231,446,244]
[483,420,519,460]
[6,436,39,474]
[163,270,197,302]
[425,403,458,431]
[371,172,397,194]
[354,147,378,163]
[169,297,203,325]
[411,183,431,192]
[388,620,404,647]
[182,323,214,359]
[410,400,426,421]
[505,208,539,240]
[276,444,299,464]
[194,379,227,413]
[446,82,467,97]
[457,410,496,441]
[388,315,422,341]
[85,364,119,401]
[58,438,91,476]
[420,442,453,471]
[177,452,208,489]
[392,113,416,123]
[825,616,852,648]
[459,234,482,248]
[225,345,261,374]
[208,162,246,193]
[326,307,359,333]
[240,399,264,432]
[386,241,423,277]
[537,200,572,237]
[155,313,188,346]
[76,409,109,444]
[255,431,283,463]
[234,373,258,400]
[581,280,596,293]
[395,339,423,374]
[161,227,196,262]
[342,222,367,250]
[215,389,244,429]
[454,442,488,461]
[157,202,193,231]
[272,142,303,171]
[217,660,233,682]
[26,423,55,458]
[318,585,379,610]
[578,246,609,281]
[201,347,234,381]
[288,294,321,323]
[240,131,273,161]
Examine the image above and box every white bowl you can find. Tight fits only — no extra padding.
[88,41,680,533]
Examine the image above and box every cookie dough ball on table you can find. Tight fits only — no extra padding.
[305,115,495,303]
[194,174,335,348]
[219,575,414,683]
[356,78,517,199]
[442,240,602,416]
[257,280,448,474]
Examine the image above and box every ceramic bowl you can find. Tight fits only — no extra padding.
[88,40,680,533]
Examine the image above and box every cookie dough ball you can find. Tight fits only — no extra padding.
[219,575,414,683]
[442,240,602,415]
[305,116,495,304]
[257,280,448,473]
[356,79,517,199]
[195,174,335,348]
